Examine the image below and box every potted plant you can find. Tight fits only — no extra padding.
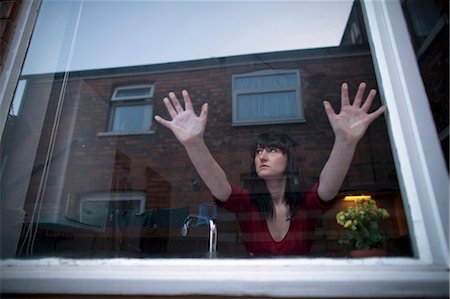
[336,197,390,257]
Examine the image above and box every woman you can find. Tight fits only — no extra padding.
[154,82,385,256]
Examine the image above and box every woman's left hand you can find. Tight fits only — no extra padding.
[323,82,386,144]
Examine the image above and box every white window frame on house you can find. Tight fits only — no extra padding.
[0,1,448,298]
[111,84,154,101]
[231,69,304,126]
[104,84,155,135]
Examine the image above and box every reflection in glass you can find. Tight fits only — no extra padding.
[233,70,303,125]
[402,0,449,168]
[237,91,299,121]
[0,0,413,259]
[111,104,153,132]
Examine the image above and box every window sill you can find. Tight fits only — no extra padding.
[1,257,448,297]
[97,130,155,137]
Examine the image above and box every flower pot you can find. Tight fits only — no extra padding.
[350,249,386,258]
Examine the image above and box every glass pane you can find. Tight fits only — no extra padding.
[113,86,153,100]
[402,0,449,168]
[234,73,299,90]
[111,104,153,132]
[237,91,298,121]
[1,0,414,259]
[402,0,440,48]
[9,80,27,116]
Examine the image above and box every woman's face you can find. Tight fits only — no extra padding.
[254,146,288,180]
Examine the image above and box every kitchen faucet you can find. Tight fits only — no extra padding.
[181,214,217,257]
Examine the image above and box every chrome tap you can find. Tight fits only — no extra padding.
[181,214,217,256]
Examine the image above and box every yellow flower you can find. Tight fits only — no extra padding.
[344,220,352,228]
[336,197,390,250]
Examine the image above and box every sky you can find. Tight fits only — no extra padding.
[22,0,354,75]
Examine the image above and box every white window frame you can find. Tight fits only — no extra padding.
[0,1,448,298]
[66,191,147,228]
[106,84,155,134]
[111,84,154,101]
[232,69,304,126]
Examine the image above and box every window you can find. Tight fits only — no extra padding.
[109,84,154,133]
[65,190,147,229]
[402,0,449,168]
[9,80,27,117]
[0,0,448,298]
[232,70,304,126]
[402,0,442,53]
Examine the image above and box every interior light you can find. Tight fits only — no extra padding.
[343,195,372,201]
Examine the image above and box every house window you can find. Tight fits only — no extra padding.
[232,70,304,126]
[109,84,154,133]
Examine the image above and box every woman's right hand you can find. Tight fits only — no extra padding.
[155,90,231,201]
[154,90,208,146]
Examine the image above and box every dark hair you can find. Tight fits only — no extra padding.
[246,132,303,220]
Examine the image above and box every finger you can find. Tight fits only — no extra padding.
[341,82,350,107]
[353,82,366,107]
[361,89,377,112]
[169,92,185,114]
[154,115,172,129]
[366,105,386,124]
[163,96,178,119]
[323,100,337,122]
[199,103,208,123]
[182,90,194,111]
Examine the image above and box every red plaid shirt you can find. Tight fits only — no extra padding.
[215,182,330,256]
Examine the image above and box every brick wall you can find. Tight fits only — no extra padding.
[0,0,22,73]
